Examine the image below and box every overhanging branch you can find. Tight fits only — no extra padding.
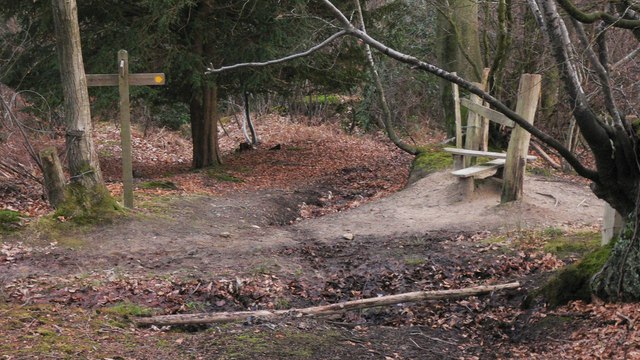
[205,30,348,74]
[557,0,640,29]
[320,0,598,181]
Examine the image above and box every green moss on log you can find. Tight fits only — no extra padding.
[540,242,613,307]
[591,218,640,301]
[54,184,123,225]
[407,147,453,184]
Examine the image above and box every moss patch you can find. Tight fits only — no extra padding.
[540,242,613,307]
[139,180,178,190]
[0,209,24,233]
[210,328,340,359]
[528,166,552,177]
[100,302,154,328]
[29,216,89,249]
[407,147,453,184]
[543,230,600,258]
[54,183,123,225]
[207,168,243,183]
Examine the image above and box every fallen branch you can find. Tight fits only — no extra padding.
[136,282,520,327]
[531,140,562,170]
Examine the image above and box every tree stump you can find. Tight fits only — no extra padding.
[39,147,66,208]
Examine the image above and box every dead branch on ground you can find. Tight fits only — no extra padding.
[136,282,520,327]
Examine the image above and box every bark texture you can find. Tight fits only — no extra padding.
[39,147,66,208]
[592,219,640,301]
[51,0,103,187]
[190,0,221,168]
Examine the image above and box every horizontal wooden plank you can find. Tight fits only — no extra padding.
[460,98,515,128]
[451,159,505,178]
[443,147,537,161]
[87,73,166,87]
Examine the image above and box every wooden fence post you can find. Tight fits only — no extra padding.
[451,73,463,170]
[602,204,624,245]
[501,74,542,203]
[463,83,483,168]
[118,50,134,209]
[479,68,490,152]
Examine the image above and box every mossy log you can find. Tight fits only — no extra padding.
[592,220,640,301]
[136,282,520,327]
[541,243,612,307]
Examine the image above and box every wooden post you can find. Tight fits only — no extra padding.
[118,50,134,209]
[602,204,624,245]
[463,82,483,167]
[501,74,542,203]
[86,51,165,209]
[39,147,66,208]
[452,72,463,170]
[480,68,490,152]
[452,73,463,149]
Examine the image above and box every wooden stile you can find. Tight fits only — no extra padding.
[448,73,541,202]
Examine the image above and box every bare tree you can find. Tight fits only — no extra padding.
[209,0,640,300]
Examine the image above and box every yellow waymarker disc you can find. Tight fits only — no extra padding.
[155,75,164,83]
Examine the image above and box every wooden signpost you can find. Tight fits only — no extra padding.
[87,50,165,208]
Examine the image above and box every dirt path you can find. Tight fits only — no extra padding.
[284,171,602,243]
[15,170,600,281]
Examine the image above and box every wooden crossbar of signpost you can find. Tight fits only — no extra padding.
[86,50,165,208]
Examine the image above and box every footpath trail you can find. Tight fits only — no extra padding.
[61,169,604,280]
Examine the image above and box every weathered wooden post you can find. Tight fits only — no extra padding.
[479,68,490,152]
[500,74,542,203]
[86,50,165,208]
[451,72,463,170]
[602,204,624,245]
[463,87,482,168]
[118,50,134,208]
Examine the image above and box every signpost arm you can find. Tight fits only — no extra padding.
[118,50,134,208]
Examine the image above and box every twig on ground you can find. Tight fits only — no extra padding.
[411,331,459,346]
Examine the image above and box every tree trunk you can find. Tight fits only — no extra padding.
[437,0,483,134]
[592,214,640,301]
[191,84,221,168]
[190,0,221,169]
[244,91,259,145]
[51,0,103,188]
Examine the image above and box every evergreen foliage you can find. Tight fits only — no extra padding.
[0,1,364,118]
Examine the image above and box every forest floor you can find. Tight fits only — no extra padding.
[1,114,639,359]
